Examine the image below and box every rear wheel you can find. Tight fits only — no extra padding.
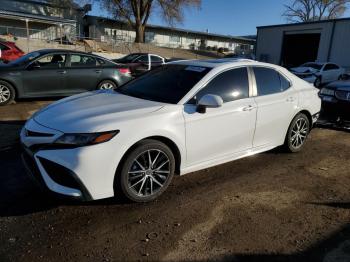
[284,113,310,153]
[98,80,117,90]
[116,140,175,202]
[0,81,15,106]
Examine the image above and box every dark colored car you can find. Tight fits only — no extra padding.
[0,41,24,63]
[113,53,165,76]
[0,49,132,105]
[318,81,350,124]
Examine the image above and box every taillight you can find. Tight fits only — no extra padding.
[117,68,131,74]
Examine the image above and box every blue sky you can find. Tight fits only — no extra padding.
[90,0,350,37]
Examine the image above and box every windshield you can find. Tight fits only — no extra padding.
[117,64,211,104]
[9,51,41,66]
[301,63,323,70]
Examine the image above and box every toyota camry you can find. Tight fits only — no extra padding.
[21,59,321,202]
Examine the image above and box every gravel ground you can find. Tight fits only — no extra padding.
[0,100,350,262]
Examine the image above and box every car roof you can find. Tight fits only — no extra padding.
[169,58,262,69]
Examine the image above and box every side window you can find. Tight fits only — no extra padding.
[324,64,339,70]
[34,54,66,69]
[70,54,97,67]
[194,67,249,103]
[135,55,149,63]
[279,73,291,91]
[254,67,286,96]
[151,56,163,63]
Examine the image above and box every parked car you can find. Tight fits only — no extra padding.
[20,59,321,202]
[318,81,350,124]
[0,49,132,105]
[113,53,166,76]
[290,62,345,88]
[0,41,24,63]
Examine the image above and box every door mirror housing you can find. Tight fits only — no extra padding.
[196,94,223,113]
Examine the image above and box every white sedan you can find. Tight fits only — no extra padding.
[290,62,345,87]
[21,59,321,202]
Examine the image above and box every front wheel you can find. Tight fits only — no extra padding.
[97,80,117,90]
[284,113,310,153]
[0,81,15,106]
[116,139,175,202]
[314,77,322,88]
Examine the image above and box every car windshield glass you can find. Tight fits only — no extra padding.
[9,51,41,66]
[301,63,322,70]
[117,64,211,104]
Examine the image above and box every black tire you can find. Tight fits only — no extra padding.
[0,80,15,106]
[97,80,117,90]
[116,139,175,203]
[284,113,310,153]
[314,76,322,88]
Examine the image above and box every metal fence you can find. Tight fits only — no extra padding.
[0,25,230,60]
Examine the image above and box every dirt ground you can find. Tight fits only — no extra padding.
[0,100,350,262]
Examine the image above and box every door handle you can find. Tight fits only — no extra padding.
[95,70,102,73]
[57,70,66,75]
[286,97,296,102]
[242,105,255,111]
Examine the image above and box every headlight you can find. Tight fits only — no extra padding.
[320,88,335,96]
[54,130,119,147]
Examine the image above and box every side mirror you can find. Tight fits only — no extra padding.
[197,94,223,113]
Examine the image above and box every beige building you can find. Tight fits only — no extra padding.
[85,16,255,54]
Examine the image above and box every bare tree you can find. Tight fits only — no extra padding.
[96,0,201,43]
[283,0,350,22]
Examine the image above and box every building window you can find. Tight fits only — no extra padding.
[145,32,155,43]
[170,35,180,43]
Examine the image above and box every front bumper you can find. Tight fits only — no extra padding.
[319,95,350,122]
[21,144,93,201]
[20,118,121,201]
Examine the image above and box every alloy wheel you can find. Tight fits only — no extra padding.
[100,82,115,89]
[0,85,11,103]
[127,149,170,197]
[290,117,309,149]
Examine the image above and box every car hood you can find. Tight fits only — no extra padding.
[290,67,318,74]
[33,90,165,133]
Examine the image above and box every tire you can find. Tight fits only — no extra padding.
[284,113,310,153]
[97,80,117,90]
[0,81,15,106]
[116,139,175,202]
[314,76,322,88]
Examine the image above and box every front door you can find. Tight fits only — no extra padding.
[183,67,257,166]
[22,53,67,96]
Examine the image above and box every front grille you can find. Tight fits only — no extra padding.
[25,129,54,137]
[38,157,80,189]
[335,90,350,101]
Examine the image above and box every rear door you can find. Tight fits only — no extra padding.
[21,53,68,96]
[252,67,298,148]
[65,53,102,93]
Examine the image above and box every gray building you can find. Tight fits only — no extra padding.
[256,18,350,68]
[85,16,255,53]
[0,0,89,41]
